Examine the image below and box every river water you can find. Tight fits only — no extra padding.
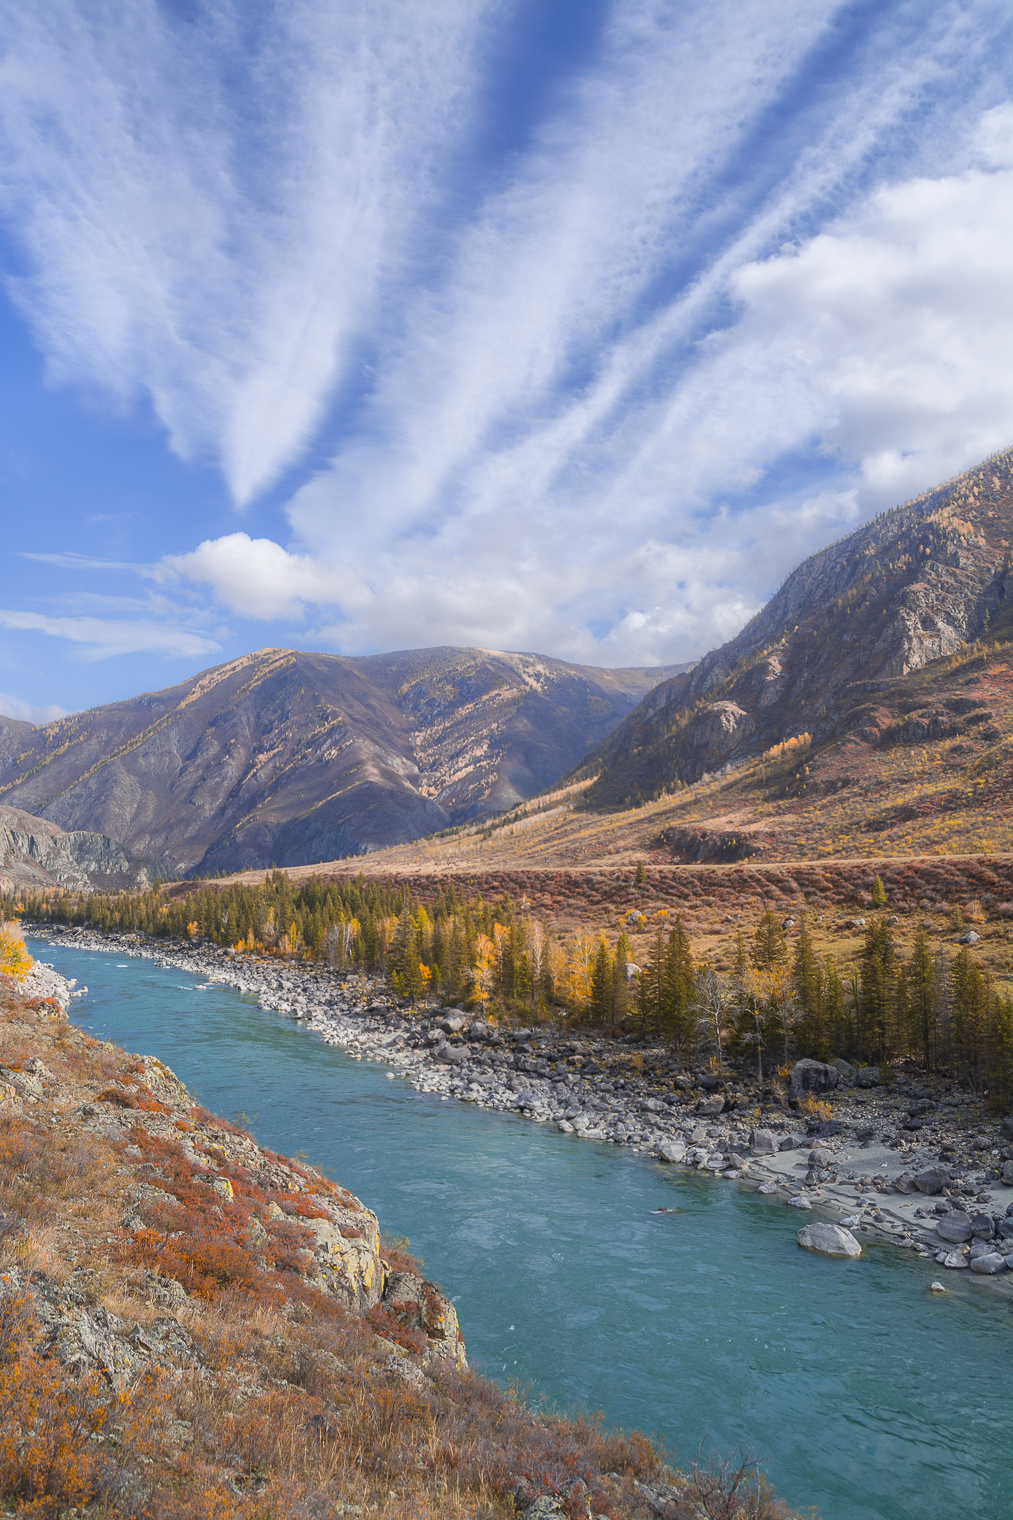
[29,938,1012,1520]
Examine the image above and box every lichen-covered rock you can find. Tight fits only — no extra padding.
[301,1212,383,1309]
[382,1271,466,1365]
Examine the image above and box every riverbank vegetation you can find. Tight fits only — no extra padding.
[7,862,1013,1108]
[0,975,808,1520]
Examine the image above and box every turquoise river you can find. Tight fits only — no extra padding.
[28,937,1013,1520]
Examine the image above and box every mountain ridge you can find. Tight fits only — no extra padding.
[572,447,1013,808]
[0,646,685,875]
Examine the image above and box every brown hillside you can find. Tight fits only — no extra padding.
[0,649,683,878]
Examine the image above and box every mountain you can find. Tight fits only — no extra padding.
[0,647,685,876]
[0,803,162,893]
[574,447,1013,808]
[285,446,1013,879]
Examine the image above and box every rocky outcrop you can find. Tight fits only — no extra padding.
[0,803,163,893]
[576,447,1013,803]
[0,649,684,875]
[0,981,466,1369]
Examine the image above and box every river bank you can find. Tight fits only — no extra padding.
[5,948,781,1520]
[28,923,1013,1286]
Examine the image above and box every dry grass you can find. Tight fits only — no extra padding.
[0,985,813,1520]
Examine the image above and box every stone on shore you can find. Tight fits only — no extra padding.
[969,1253,1007,1274]
[789,1059,839,1099]
[788,1195,812,1209]
[658,1140,687,1163]
[936,1212,972,1243]
[914,1165,951,1195]
[749,1127,776,1154]
[797,1222,862,1257]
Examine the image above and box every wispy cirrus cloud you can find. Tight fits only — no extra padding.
[2,0,1012,675]
[0,0,493,504]
[0,609,219,662]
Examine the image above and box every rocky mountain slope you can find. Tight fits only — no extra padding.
[0,648,682,876]
[0,803,163,894]
[575,447,1013,808]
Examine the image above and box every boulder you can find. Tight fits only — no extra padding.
[778,1135,802,1151]
[970,1212,994,1239]
[936,1212,972,1243]
[914,1165,952,1195]
[855,1067,881,1088]
[749,1127,777,1155]
[696,1095,725,1116]
[808,1147,832,1169]
[797,1222,862,1258]
[999,1117,1013,1141]
[831,1057,856,1086]
[788,1195,812,1210]
[941,1251,969,1269]
[438,1014,468,1035]
[1004,1161,1013,1186]
[969,1252,1007,1274]
[789,1059,839,1099]
[957,930,980,945]
[658,1140,687,1163]
[855,1124,877,1141]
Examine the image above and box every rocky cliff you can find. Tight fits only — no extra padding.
[577,448,1013,806]
[0,803,163,894]
[0,647,683,876]
[0,965,779,1520]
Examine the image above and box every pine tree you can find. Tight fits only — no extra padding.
[909,924,936,1068]
[792,917,820,1053]
[751,910,787,970]
[590,938,612,1030]
[858,919,897,1063]
[662,917,695,1056]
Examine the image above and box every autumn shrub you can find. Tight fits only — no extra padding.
[365,1302,428,1354]
[0,1345,110,1512]
[380,1233,422,1273]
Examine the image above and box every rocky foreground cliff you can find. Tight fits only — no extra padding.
[0,972,804,1520]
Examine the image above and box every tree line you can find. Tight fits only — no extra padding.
[6,874,1011,1106]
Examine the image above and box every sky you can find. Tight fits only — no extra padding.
[1,0,1011,722]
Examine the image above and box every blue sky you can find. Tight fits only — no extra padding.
[1,0,1011,721]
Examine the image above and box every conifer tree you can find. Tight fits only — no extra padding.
[751,910,787,970]
[909,924,936,1067]
[590,938,612,1031]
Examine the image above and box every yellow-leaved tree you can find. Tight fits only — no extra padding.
[0,921,33,981]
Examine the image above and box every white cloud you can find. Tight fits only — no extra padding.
[0,0,493,503]
[161,534,337,621]
[269,5,1013,662]
[4,2,1013,671]
[0,691,68,724]
[0,609,219,662]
